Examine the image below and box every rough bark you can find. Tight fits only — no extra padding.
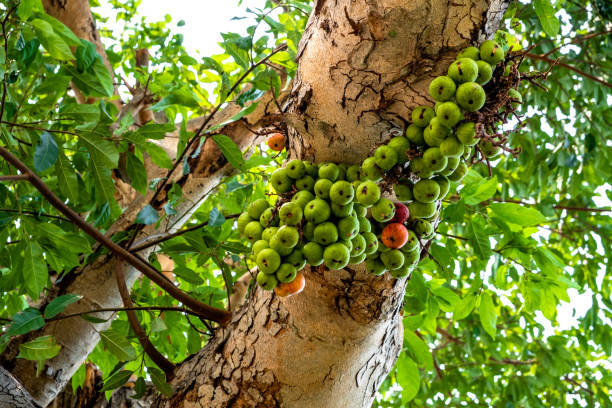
[153,1,509,407]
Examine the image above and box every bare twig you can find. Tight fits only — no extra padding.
[0,208,71,222]
[527,53,612,89]
[115,266,176,378]
[46,305,205,322]
[129,214,240,253]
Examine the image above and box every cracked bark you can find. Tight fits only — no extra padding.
[1,0,509,407]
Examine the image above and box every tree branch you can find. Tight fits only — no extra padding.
[129,214,240,253]
[0,145,232,324]
[115,266,176,378]
[0,174,29,181]
[527,53,612,90]
[46,305,205,322]
[0,208,71,222]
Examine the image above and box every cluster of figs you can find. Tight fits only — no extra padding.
[238,40,512,296]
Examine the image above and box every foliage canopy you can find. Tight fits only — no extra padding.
[0,0,610,406]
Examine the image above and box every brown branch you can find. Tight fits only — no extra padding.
[129,214,240,253]
[541,29,612,57]
[115,266,176,378]
[1,121,83,138]
[526,53,612,90]
[563,375,594,396]
[0,174,29,181]
[0,145,232,324]
[46,305,204,322]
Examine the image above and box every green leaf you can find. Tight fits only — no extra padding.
[462,176,497,205]
[479,291,497,339]
[66,58,113,97]
[396,353,420,402]
[151,89,200,111]
[488,202,547,226]
[75,40,98,72]
[55,151,79,202]
[44,294,82,319]
[149,367,173,396]
[99,330,137,361]
[59,103,100,123]
[100,370,134,392]
[404,330,433,371]
[135,205,160,225]
[143,142,173,169]
[208,207,225,227]
[36,13,81,46]
[534,0,560,37]
[125,152,148,194]
[466,217,492,259]
[17,0,43,20]
[30,19,74,60]
[206,102,258,133]
[212,134,245,170]
[89,161,116,206]
[34,131,58,172]
[81,135,118,169]
[22,241,48,299]
[37,223,92,254]
[6,308,45,337]
[135,123,176,140]
[454,293,477,320]
[17,335,61,361]
[431,286,460,312]
[173,266,204,285]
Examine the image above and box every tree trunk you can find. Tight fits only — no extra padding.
[153,1,509,407]
[1,0,509,406]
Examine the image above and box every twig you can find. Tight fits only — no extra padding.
[541,29,612,57]
[115,265,176,378]
[0,208,71,222]
[46,305,205,322]
[0,174,29,181]
[0,145,232,324]
[0,121,83,137]
[129,214,240,253]
[527,53,612,90]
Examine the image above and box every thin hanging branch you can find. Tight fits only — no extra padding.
[115,266,176,378]
[46,305,204,322]
[129,214,240,253]
[0,208,71,222]
[0,145,232,325]
[0,174,29,181]
[526,53,612,89]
